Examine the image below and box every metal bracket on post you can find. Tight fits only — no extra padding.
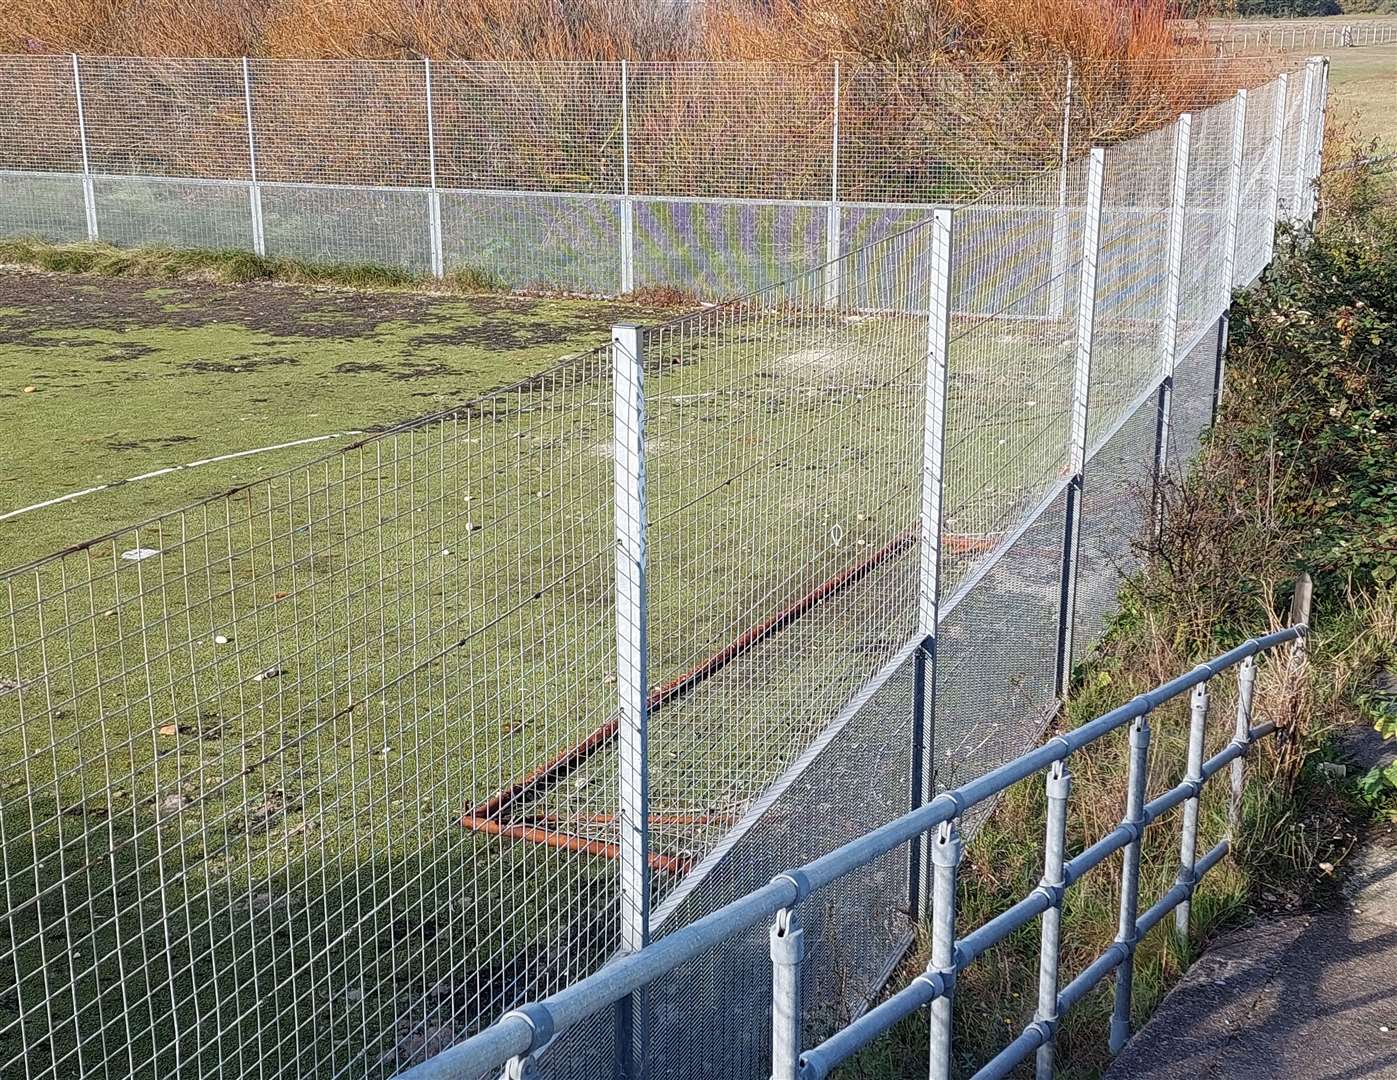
[241,57,266,257]
[424,58,444,279]
[1034,758,1072,1080]
[1263,72,1289,269]
[70,54,98,242]
[1152,113,1192,539]
[1212,90,1249,426]
[613,322,650,1079]
[1175,681,1210,938]
[1049,56,1074,320]
[927,820,962,1080]
[823,60,842,309]
[1229,655,1257,838]
[619,61,635,295]
[1054,146,1105,699]
[1109,715,1152,1056]
[1290,60,1317,229]
[769,907,805,1080]
[911,207,954,921]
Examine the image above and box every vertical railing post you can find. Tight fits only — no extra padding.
[1174,681,1210,938]
[70,54,98,241]
[1054,146,1105,699]
[1229,655,1257,837]
[1306,58,1329,223]
[241,58,266,257]
[927,820,962,1080]
[1033,758,1072,1080]
[1109,715,1152,1055]
[1049,57,1074,319]
[619,60,635,295]
[769,907,805,1080]
[1290,60,1317,228]
[613,322,650,1077]
[823,60,843,308]
[1263,72,1289,269]
[911,207,954,919]
[1211,90,1249,427]
[1151,113,1192,537]
[424,58,444,279]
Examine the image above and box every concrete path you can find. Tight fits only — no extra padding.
[1106,729,1397,1080]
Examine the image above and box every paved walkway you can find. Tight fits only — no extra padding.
[1106,729,1397,1080]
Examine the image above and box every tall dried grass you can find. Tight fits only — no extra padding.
[3,0,1212,67]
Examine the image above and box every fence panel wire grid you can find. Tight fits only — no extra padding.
[0,57,1325,1080]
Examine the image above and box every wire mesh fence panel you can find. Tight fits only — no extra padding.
[626,63,835,202]
[1274,71,1310,225]
[1236,79,1282,288]
[839,62,1069,202]
[632,198,828,298]
[0,55,82,174]
[77,57,251,182]
[259,184,433,273]
[931,488,1066,804]
[1165,326,1219,477]
[938,164,1085,598]
[93,176,256,253]
[0,171,90,243]
[1071,394,1160,663]
[1085,123,1174,454]
[0,349,634,1080]
[440,192,622,294]
[642,650,919,1080]
[248,60,430,189]
[1178,97,1236,353]
[430,62,623,195]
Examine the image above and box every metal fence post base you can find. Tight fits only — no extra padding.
[1109,716,1151,1057]
[770,908,805,1080]
[928,820,962,1080]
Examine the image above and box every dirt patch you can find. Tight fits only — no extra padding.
[183,354,302,375]
[0,267,630,348]
[104,434,198,452]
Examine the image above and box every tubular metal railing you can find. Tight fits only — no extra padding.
[399,625,1306,1080]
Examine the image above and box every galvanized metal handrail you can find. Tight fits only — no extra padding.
[398,624,1304,1080]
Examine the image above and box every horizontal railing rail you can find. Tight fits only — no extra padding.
[399,624,1305,1080]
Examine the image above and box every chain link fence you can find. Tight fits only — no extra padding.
[0,56,1326,1080]
[0,54,1289,299]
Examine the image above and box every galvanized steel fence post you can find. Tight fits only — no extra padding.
[1109,715,1152,1054]
[1212,90,1249,426]
[1229,655,1257,837]
[1306,58,1329,223]
[913,207,955,919]
[1291,61,1317,228]
[1034,759,1072,1080]
[927,820,963,1080]
[1152,112,1192,538]
[424,58,444,279]
[769,906,805,1080]
[1263,73,1289,268]
[241,57,266,257]
[823,60,843,308]
[70,53,98,241]
[613,322,650,1075]
[1174,682,1210,937]
[1049,57,1074,319]
[620,60,635,294]
[1054,146,1105,698]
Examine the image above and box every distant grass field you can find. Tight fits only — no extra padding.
[1321,43,1397,148]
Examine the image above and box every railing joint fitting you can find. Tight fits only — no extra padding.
[502,1003,555,1052]
[773,869,812,905]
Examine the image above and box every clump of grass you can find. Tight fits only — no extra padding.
[0,238,508,296]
